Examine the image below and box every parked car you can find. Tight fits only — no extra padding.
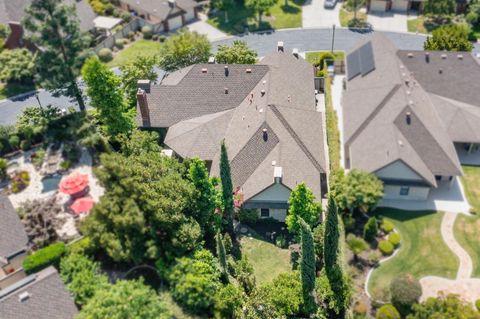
[324,0,337,8]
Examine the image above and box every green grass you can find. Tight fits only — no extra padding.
[339,8,367,27]
[324,77,341,174]
[240,235,291,284]
[207,0,304,35]
[455,214,480,278]
[0,82,36,100]
[305,51,345,65]
[461,165,480,213]
[107,39,162,68]
[368,208,459,302]
[407,16,441,34]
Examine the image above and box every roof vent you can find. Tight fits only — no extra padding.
[161,149,173,157]
[224,87,229,94]
[246,68,252,73]
[168,0,175,7]
[262,80,266,84]
[271,160,276,166]
[292,48,299,58]
[406,90,411,95]
[261,89,266,96]
[441,54,447,59]
[262,128,268,141]
[408,100,414,106]
[274,166,283,183]
[406,111,411,125]
[277,41,284,52]
[425,52,430,63]
[457,54,463,60]
[19,292,30,302]
[208,56,215,64]
[407,53,414,58]
[439,68,443,74]
[224,65,229,76]
[201,68,207,73]
[398,140,404,147]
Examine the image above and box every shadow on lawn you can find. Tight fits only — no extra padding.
[373,207,438,222]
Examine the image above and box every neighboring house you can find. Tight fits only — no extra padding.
[136,45,327,221]
[343,34,480,201]
[0,0,96,49]
[367,0,468,14]
[0,195,28,288]
[0,266,78,319]
[118,0,200,32]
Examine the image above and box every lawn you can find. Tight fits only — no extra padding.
[455,214,480,278]
[462,165,480,213]
[339,8,367,28]
[207,0,304,35]
[305,51,345,65]
[106,39,163,68]
[240,235,291,284]
[407,16,441,34]
[368,208,459,302]
[0,82,37,100]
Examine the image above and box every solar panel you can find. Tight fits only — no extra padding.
[359,42,375,76]
[347,50,361,80]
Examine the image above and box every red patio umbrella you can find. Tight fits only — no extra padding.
[70,196,95,215]
[59,172,89,196]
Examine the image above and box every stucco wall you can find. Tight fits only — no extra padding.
[375,160,424,181]
[249,183,291,202]
[383,185,430,200]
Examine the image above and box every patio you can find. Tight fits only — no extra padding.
[455,143,480,166]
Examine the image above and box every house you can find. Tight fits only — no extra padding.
[118,0,201,32]
[136,45,327,221]
[342,34,480,201]
[0,195,28,288]
[367,0,468,14]
[0,266,78,319]
[0,0,96,50]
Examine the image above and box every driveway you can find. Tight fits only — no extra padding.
[187,20,227,42]
[367,11,408,33]
[303,0,341,28]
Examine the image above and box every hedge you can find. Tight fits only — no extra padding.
[324,77,341,179]
[23,242,66,274]
[381,220,395,233]
[388,233,401,247]
[378,240,394,256]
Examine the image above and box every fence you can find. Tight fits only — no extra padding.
[93,17,154,53]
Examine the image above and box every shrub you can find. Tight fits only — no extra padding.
[152,34,159,41]
[376,304,400,319]
[363,216,378,242]
[223,233,232,254]
[276,234,287,248]
[388,233,401,247]
[353,301,367,315]
[23,242,66,274]
[32,149,46,169]
[381,220,395,233]
[10,170,30,193]
[343,213,355,232]
[368,250,381,267]
[66,237,95,256]
[390,273,422,316]
[8,135,20,149]
[127,30,135,39]
[60,160,71,170]
[20,139,31,151]
[114,38,124,49]
[314,52,335,69]
[0,157,7,180]
[159,35,166,42]
[98,48,113,62]
[469,207,477,215]
[379,240,394,256]
[238,208,258,225]
[347,234,369,257]
[213,284,244,319]
[476,299,480,311]
[141,25,153,39]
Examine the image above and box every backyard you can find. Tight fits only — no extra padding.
[455,214,480,278]
[207,0,304,34]
[461,165,480,213]
[106,39,163,68]
[368,208,458,301]
[240,235,291,284]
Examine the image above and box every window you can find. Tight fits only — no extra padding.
[260,208,270,217]
[400,187,410,196]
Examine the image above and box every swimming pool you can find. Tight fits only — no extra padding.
[41,175,62,193]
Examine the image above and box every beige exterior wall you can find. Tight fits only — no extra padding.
[375,160,424,181]
[370,0,387,11]
[383,184,430,200]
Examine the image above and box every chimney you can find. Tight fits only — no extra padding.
[274,166,283,183]
[292,48,299,58]
[262,128,268,141]
[457,54,463,60]
[18,292,30,302]
[208,56,215,64]
[224,87,229,94]
[261,89,265,96]
[136,88,150,126]
[407,52,413,58]
[168,0,175,8]
[277,41,284,52]
[406,111,411,125]
[425,52,430,63]
[441,54,447,59]
[137,79,151,93]
[224,65,229,76]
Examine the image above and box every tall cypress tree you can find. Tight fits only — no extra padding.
[299,217,316,314]
[216,232,229,283]
[219,141,236,241]
[24,0,90,111]
[323,195,339,272]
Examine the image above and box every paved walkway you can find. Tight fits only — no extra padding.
[187,19,227,42]
[302,0,341,28]
[420,212,480,303]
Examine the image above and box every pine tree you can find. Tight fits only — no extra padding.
[323,195,339,272]
[216,232,229,283]
[299,217,317,314]
[220,141,236,241]
[24,0,90,110]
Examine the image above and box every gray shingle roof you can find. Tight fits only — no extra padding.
[0,266,78,319]
[0,195,27,260]
[121,0,198,22]
[150,51,326,201]
[0,0,96,32]
[343,34,462,186]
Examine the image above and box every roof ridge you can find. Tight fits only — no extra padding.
[346,84,401,147]
[269,104,323,172]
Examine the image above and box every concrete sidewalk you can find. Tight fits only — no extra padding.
[302,0,341,28]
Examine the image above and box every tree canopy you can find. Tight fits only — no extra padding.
[120,56,158,108]
[407,294,480,319]
[423,0,456,16]
[286,182,321,239]
[0,49,36,83]
[245,0,277,24]
[159,29,211,72]
[23,0,90,110]
[215,41,258,64]
[424,24,474,52]
[299,218,317,314]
